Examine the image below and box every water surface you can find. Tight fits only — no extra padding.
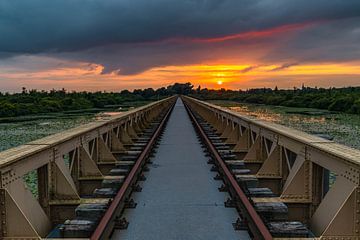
[208,100,360,150]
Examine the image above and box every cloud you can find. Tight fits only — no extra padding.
[0,0,360,53]
[0,0,360,86]
[171,22,315,43]
[263,17,360,63]
[269,63,298,72]
[240,66,259,73]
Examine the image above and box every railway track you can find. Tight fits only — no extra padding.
[112,98,249,240]
[183,98,313,239]
[50,97,314,239]
[47,99,175,239]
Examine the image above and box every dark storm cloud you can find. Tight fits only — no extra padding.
[1,0,360,53]
[265,17,360,62]
[62,42,216,75]
[58,14,360,75]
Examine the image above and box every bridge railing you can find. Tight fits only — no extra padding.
[183,96,359,239]
[0,96,176,239]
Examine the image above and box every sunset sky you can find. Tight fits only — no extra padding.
[0,0,360,92]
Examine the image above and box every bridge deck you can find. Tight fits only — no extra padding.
[112,99,250,240]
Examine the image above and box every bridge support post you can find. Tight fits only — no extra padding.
[232,128,250,153]
[111,131,126,152]
[243,135,263,162]
[224,123,240,145]
[311,180,359,239]
[0,188,41,239]
[127,121,139,139]
[256,145,283,194]
[120,125,133,145]
[49,149,80,225]
[98,137,117,163]
[38,164,50,215]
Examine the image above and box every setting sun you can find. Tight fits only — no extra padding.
[217,80,223,85]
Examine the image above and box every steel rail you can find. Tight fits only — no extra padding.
[183,100,273,240]
[91,100,176,240]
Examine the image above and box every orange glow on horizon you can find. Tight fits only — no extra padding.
[1,60,360,92]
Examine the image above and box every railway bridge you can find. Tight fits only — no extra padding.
[0,96,359,240]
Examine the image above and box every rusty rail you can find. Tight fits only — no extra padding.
[184,99,273,240]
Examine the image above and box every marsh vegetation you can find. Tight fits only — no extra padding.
[209,100,360,150]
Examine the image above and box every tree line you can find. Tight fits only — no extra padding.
[1,82,359,117]
[190,84,360,114]
[0,83,193,117]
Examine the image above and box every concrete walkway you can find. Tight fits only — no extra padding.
[112,98,250,240]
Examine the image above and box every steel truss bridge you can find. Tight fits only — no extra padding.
[0,96,358,240]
